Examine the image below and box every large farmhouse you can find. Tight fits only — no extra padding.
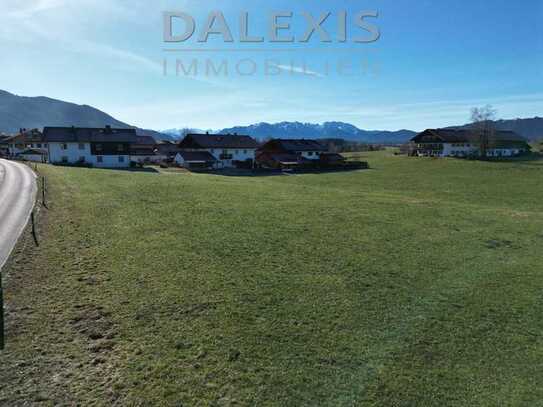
[42,126,137,167]
[177,133,259,168]
[1,126,140,167]
[411,129,530,158]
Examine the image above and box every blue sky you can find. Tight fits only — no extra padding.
[1,0,542,131]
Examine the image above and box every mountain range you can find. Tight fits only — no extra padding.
[0,90,171,140]
[1,90,542,143]
[162,123,416,144]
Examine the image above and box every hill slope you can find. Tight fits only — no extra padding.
[0,90,171,140]
[453,117,543,141]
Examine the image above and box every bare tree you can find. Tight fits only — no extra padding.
[470,105,497,158]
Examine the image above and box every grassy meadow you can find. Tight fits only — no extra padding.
[2,150,543,405]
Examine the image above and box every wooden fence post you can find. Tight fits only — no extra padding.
[42,176,48,209]
[31,212,39,247]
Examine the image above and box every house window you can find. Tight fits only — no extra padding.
[61,156,68,163]
[37,144,42,148]
[79,156,86,163]
[95,144,103,152]
[308,152,314,156]
[78,143,85,150]
[243,150,247,154]
[118,156,125,163]
[61,143,68,150]
[235,150,239,154]
[97,156,103,163]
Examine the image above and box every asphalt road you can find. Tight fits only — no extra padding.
[0,159,37,271]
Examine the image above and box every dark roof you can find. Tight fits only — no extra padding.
[135,135,157,145]
[7,129,44,144]
[412,129,528,143]
[268,139,327,152]
[179,133,259,149]
[43,126,137,143]
[177,151,217,162]
[157,142,181,155]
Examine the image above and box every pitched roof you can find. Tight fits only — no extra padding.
[135,135,157,145]
[179,133,259,149]
[7,129,44,143]
[43,126,137,143]
[157,141,181,155]
[273,139,328,152]
[177,151,217,162]
[412,129,527,143]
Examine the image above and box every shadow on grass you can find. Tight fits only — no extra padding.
[51,163,161,174]
[193,168,371,177]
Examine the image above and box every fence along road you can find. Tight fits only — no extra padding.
[0,159,37,271]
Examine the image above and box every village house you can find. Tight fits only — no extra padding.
[174,151,218,169]
[18,148,48,163]
[2,129,45,157]
[129,135,166,164]
[156,140,181,162]
[42,126,137,167]
[411,129,530,158]
[0,134,11,156]
[177,133,259,168]
[256,139,330,169]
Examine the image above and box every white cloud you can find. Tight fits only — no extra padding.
[269,63,325,78]
[3,0,67,18]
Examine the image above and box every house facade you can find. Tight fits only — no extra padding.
[43,126,137,167]
[3,129,45,157]
[0,134,11,156]
[178,133,259,168]
[174,151,218,169]
[411,129,530,158]
[130,135,165,164]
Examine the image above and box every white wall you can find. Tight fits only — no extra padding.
[443,143,525,157]
[174,153,185,166]
[300,151,323,160]
[48,142,130,168]
[184,148,256,168]
[442,143,477,157]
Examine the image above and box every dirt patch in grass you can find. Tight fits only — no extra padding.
[0,170,124,405]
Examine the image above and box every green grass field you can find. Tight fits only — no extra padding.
[2,151,543,405]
